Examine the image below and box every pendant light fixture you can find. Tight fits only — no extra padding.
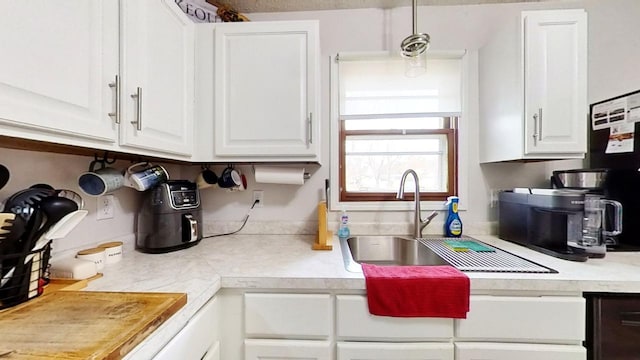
[400,0,430,77]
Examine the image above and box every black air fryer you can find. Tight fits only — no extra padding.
[136,180,203,253]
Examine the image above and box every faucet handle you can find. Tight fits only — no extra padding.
[420,211,438,234]
[426,211,438,223]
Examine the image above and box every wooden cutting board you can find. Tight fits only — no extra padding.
[0,291,187,359]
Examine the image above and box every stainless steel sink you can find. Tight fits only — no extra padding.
[340,236,449,272]
[340,235,557,273]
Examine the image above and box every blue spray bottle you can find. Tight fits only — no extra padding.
[444,196,463,237]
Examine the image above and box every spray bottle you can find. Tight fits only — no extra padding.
[337,210,351,240]
[444,196,463,237]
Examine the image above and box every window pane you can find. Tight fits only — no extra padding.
[344,135,448,192]
[344,117,444,130]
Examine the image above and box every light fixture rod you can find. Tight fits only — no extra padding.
[412,0,418,34]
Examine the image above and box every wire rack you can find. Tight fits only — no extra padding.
[420,238,556,273]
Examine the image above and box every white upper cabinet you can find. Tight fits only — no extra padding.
[479,9,587,163]
[119,0,194,157]
[0,1,119,144]
[194,20,321,162]
[0,0,195,160]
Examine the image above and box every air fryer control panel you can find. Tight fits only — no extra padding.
[166,181,200,209]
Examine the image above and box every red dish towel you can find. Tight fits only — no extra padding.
[361,264,470,318]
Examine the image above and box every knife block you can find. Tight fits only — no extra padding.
[313,201,332,250]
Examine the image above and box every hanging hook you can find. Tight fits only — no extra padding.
[94,151,116,164]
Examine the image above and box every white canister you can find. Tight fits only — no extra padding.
[76,247,106,271]
[97,241,123,264]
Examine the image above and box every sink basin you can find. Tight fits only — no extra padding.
[340,235,557,274]
[340,236,449,272]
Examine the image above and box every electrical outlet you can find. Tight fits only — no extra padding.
[252,190,264,207]
[97,195,115,220]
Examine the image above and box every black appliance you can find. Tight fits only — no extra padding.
[587,89,640,251]
[498,189,590,262]
[136,180,203,253]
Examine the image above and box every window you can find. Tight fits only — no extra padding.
[334,52,463,204]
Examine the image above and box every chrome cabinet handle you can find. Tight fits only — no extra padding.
[130,87,142,131]
[537,108,543,141]
[532,113,538,144]
[308,113,313,145]
[108,75,120,124]
[621,311,640,327]
[532,108,542,144]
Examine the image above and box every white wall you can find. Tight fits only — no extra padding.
[199,0,640,232]
[0,147,181,255]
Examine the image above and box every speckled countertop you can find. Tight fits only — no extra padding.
[83,234,640,359]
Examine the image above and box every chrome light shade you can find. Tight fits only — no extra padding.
[400,0,430,58]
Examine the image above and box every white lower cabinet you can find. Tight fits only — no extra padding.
[202,341,220,360]
[152,296,219,360]
[337,342,454,360]
[217,291,586,360]
[455,342,586,360]
[245,339,332,360]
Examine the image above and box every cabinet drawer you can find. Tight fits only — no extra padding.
[336,295,453,341]
[245,339,332,360]
[456,295,585,343]
[455,342,586,360]
[338,342,454,360]
[244,293,331,339]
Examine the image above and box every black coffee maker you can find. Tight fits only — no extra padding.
[551,169,640,251]
[498,189,590,262]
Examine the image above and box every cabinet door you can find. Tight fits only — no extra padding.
[153,297,218,360]
[244,339,331,360]
[0,1,118,143]
[455,342,586,360]
[120,0,194,156]
[213,21,320,159]
[523,10,587,155]
[202,341,220,360]
[337,342,454,360]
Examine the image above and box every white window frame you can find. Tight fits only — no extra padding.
[329,50,470,212]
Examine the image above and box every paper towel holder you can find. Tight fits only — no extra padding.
[251,165,311,182]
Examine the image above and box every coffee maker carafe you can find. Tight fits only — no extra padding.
[552,168,633,250]
[571,194,623,257]
[136,180,203,253]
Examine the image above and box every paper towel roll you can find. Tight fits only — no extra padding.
[254,166,306,185]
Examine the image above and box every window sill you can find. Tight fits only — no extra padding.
[332,200,466,212]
